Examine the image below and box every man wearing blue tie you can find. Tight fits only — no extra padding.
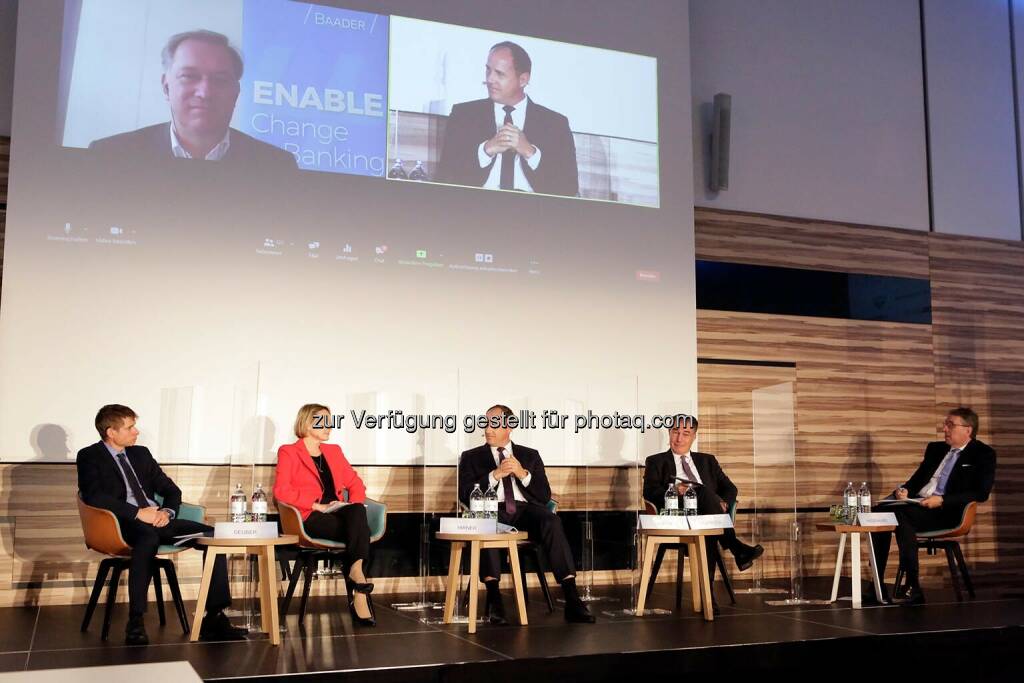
[873,407,996,605]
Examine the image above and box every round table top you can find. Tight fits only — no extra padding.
[640,527,724,537]
[816,523,897,533]
[437,531,529,542]
[197,535,298,547]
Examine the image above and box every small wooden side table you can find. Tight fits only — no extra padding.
[437,531,529,634]
[816,523,896,609]
[192,535,298,645]
[636,527,723,621]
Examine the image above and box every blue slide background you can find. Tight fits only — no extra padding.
[237,1,389,177]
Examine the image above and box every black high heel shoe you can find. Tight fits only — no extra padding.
[345,575,374,594]
[348,591,376,627]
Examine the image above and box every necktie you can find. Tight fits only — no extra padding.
[498,446,517,514]
[935,448,961,495]
[680,455,698,484]
[499,105,516,190]
[116,452,151,509]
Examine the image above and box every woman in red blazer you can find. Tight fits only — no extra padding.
[274,403,375,626]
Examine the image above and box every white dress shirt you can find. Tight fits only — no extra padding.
[671,450,703,485]
[170,124,231,160]
[476,97,543,191]
[486,443,532,503]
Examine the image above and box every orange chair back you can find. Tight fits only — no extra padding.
[928,501,978,539]
[76,496,131,557]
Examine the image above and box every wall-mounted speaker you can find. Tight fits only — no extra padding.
[710,93,731,192]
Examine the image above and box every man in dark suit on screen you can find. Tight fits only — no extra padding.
[872,407,996,605]
[458,404,594,623]
[89,29,295,169]
[435,41,579,197]
[77,404,246,645]
[643,414,764,609]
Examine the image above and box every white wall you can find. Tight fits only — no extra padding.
[926,0,1021,241]
[0,0,16,137]
[690,0,930,231]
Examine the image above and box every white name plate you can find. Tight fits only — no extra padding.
[213,522,279,539]
[688,514,733,530]
[639,514,690,530]
[440,517,497,534]
[857,512,898,527]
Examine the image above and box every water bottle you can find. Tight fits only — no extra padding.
[469,483,484,518]
[843,482,857,522]
[684,486,699,516]
[409,161,428,181]
[251,483,268,523]
[858,481,871,515]
[484,484,499,520]
[388,159,408,180]
[230,483,247,523]
[663,483,678,516]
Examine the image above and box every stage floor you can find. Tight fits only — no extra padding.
[1,579,1022,681]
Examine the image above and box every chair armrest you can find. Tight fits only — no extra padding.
[643,499,658,515]
[76,495,131,556]
[176,501,206,524]
[365,498,387,543]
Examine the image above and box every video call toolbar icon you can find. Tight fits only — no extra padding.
[416,249,427,259]
[343,244,353,253]
[474,253,494,264]
[375,245,388,255]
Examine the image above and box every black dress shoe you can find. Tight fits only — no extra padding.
[898,586,926,607]
[200,611,248,641]
[124,616,149,646]
[348,592,377,627]
[346,575,375,594]
[564,599,596,624]
[485,591,509,625]
[735,544,765,572]
[712,602,722,616]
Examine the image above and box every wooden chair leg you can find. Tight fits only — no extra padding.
[161,560,190,634]
[81,558,113,632]
[534,547,555,613]
[675,545,684,609]
[717,553,736,604]
[943,544,963,601]
[645,544,669,603]
[950,542,975,598]
[281,555,305,617]
[101,563,125,641]
[298,555,315,621]
[152,564,166,626]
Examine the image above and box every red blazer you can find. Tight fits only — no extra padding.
[273,439,366,520]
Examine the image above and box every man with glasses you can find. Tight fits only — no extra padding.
[643,414,764,613]
[873,407,996,605]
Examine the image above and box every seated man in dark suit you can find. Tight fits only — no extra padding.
[643,414,764,606]
[458,404,594,623]
[77,404,246,645]
[89,29,296,169]
[873,407,996,605]
[435,41,578,197]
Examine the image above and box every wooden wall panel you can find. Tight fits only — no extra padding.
[695,207,931,278]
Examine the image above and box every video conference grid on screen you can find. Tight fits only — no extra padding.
[62,0,660,208]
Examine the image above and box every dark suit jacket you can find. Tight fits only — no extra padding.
[902,439,996,510]
[643,450,738,512]
[89,122,297,170]
[436,97,579,197]
[458,442,552,508]
[76,441,182,521]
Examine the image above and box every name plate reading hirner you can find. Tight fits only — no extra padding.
[857,512,898,527]
[214,522,279,539]
[687,514,733,530]
[440,517,497,534]
[639,515,690,530]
